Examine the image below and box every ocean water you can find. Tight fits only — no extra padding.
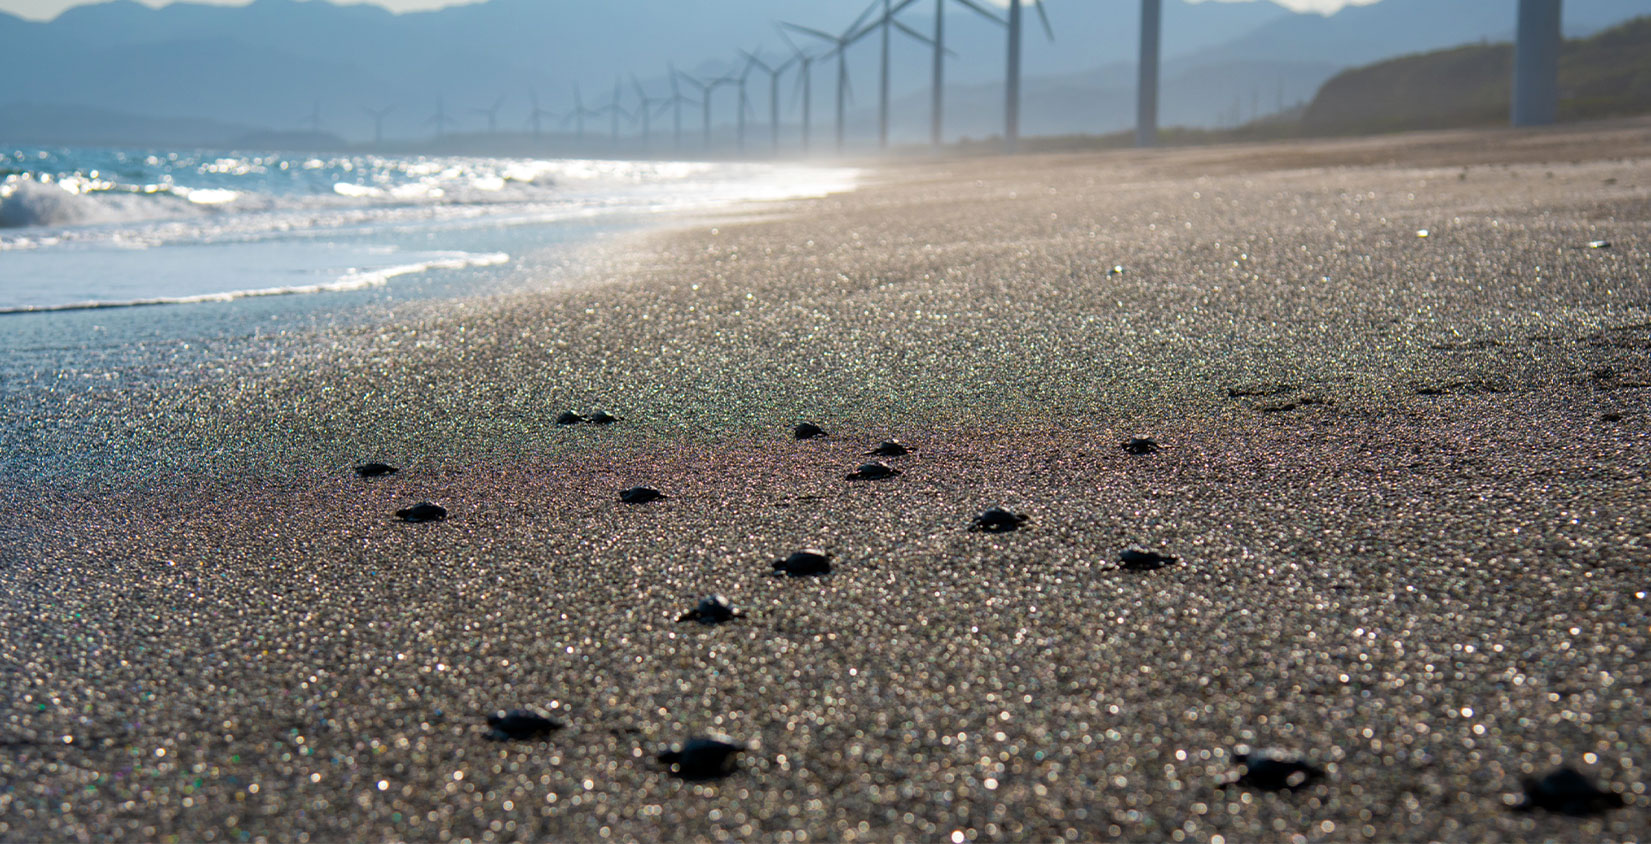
[0,147,856,313]
[0,146,856,488]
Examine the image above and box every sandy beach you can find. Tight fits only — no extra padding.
[3,120,1650,841]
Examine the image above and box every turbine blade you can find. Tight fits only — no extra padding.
[951,0,1006,26]
[776,24,805,56]
[889,0,923,18]
[1033,0,1054,41]
[891,19,935,46]
[843,0,881,38]
[779,21,837,43]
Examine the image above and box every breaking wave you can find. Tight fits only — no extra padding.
[0,250,510,313]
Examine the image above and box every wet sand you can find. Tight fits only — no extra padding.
[3,119,1650,841]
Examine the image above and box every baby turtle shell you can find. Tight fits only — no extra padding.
[589,410,621,425]
[556,411,586,425]
[867,440,910,457]
[846,462,901,481]
[772,550,832,576]
[969,507,1029,533]
[355,462,398,478]
[485,708,564,741]
[658,735,744,780]
[620,487,667,504]
[678,594,743,625]
[1120,437,1160,455]
[794,422,827,440]
[1119,546,1177,571]
[1515,767,1624,815]
[396,502,447,523]
[1227,748,1324,791]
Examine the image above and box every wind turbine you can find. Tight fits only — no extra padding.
[305,101,323,133]
[470,94,506,134]
[425,97,458,140]
[776,30,818,154]
[904,0,1004,148]
[362,105,394,146]
[860,0,940,150]
[740,49,799,155]
[781,1,883,154]
[664,63,701,152]
[631,76,668,152]
[1003,0,1054,153]
[526,88,557,138]
[735,55,761,154]
[563,82,602,143]
[676,69,736,151]
[603,77,634,149]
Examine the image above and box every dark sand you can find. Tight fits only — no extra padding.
[3,120,1650,841]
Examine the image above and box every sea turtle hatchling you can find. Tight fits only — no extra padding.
[772,550,832,576]
[969,507,1029,533]
[588,410,622,425]
[866,440,910,457]
[794,422,827,440]
[1120,437,1160,455]
[485,708,564,741]
[1119,546,1177,571]
[678,594,744,625]
[556,411,586,426]
[1514,766,1624,815]
[354,462,398,478]
[658,735,745,780]
[395,502,447,523]
[1225,748,1325,791]
[620,487,667,504]
[845,462,901,481]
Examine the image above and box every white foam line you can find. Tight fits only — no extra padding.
[0,251,511,315]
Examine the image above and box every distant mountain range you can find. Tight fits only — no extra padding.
[1,0,1648,150]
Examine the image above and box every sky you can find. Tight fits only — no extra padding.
[0,0,1385,23]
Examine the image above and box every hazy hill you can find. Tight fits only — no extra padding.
[1195,0,1651,66]
[1302,15,1651,135]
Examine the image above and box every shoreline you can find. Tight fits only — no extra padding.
[2,121,1649,840]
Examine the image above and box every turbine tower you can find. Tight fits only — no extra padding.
[1003,0,1053,153]
[1136,0,1161,148]
[1512,0,1562,126]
